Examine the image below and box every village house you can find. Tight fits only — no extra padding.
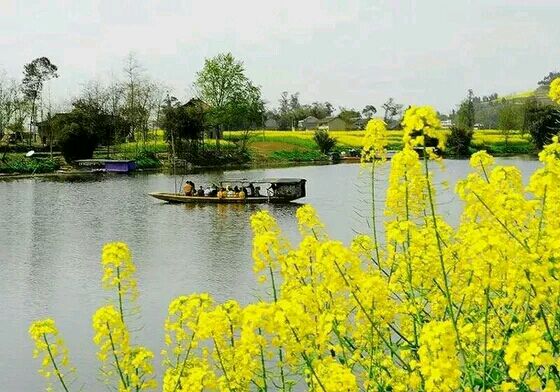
[317,116,348,131]
[297,116,319,130]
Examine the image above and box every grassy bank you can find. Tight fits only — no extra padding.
[0,154,61,174]
[0,128,535,174]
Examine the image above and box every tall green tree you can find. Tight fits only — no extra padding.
[456,89,476,130]
[362,105,377,119]
[498,103,523,147]
[195,53,264,138]
[338,107,361,124]
[21,57,58,145]
[381,98,403,129]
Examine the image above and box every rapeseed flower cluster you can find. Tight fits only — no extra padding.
[402,105,442,150]
[101,242,138,306]
[361,118,388,163]
[29,319,74,392]
[549,77,560,104]
[31,101,560,391]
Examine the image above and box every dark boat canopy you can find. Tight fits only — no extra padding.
[220,178,305,185]
[219,178,306,199]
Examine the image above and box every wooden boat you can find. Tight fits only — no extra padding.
[149,178,306,204]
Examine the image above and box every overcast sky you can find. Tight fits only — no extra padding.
[1,0,559,113]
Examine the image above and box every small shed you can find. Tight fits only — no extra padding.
[74,159,137,173]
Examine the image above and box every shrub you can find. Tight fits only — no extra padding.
[313,129,337,154]
[524,103,560,150]
[445,126,473,157]
[58,123,98,163]
[0,158,60,174]
[134,149,161,169]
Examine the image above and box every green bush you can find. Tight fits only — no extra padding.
[59,123,98,163]
[524,104,560,150]
[0,158,60,174]
[134,149,161,169]
[445,127,473,157]
[313,130,337,154]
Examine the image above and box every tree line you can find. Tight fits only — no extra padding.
[1,53,559,163]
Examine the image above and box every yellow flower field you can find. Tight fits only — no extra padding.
[225,128,530,151]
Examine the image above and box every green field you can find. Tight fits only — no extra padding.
[223,129,534,160]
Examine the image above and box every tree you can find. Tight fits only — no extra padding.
[338,107,361,125]
[456,90,476,130]
[309,102,333,120]
[0,73,28,160]
[362,105,377,119]
[195,53,264,139]
[275,92,333,129]
[161,98,206,147]
[0,74,21,138]
[498,103,523,147]
[52,90,130,162]
[121,53,158,146]
[538,71,560,86]
[445,126,473,157]
[289,93,301,111]
[381,98,403,129]
[21,57,58,145]
[524,98,560,150]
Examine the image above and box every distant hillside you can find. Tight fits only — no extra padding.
[473,84,556,128]
[493,90,535,102]
[489,86,554,106]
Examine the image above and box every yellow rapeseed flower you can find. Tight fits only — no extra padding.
[401,105,441,149]
[101,242,138,304]
[549,77,560,104]
[361,118,388,163]
[29,319,75,391]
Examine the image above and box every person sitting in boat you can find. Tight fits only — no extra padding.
[204,186,212,197]
[238,188,246,199]
[254,186,261,197]
[197,186,204,196]
[227,186,235,198]
[183,181,194,196]
[247,183,255,196]
[210,184,218,197]
[267,183,277,196]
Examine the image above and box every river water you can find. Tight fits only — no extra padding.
[0,158,541,390]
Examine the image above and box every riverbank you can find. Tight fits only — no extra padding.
[0,128,535,177]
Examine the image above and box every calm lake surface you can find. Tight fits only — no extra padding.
[0,158,541,390]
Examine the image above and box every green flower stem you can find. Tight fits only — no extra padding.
[43,334,70,392]
[107,323,128,389]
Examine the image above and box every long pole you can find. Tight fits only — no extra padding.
[167,93,177,194]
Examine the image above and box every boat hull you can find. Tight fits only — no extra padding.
[149,192,299,204]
